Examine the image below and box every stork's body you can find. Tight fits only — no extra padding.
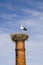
[20,24,27,31]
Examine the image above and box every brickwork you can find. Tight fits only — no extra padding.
[16,41,26,65]
[11,34,28,65]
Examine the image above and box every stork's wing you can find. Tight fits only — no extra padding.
[23,27,27,31]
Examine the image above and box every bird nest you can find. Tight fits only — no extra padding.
[10,33,28,41]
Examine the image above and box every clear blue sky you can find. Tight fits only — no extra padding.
[0,0,43,65]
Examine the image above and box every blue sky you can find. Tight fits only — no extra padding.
[0,0,43,65]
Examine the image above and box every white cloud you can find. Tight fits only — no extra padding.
[1,14,18,20]
[0,1,43,65]
[0,33,15,65]
[22,8,43,17]
[25,37,43,65]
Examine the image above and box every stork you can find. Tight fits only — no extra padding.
[19,24,27,31]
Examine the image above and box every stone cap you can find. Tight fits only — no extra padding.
[10,33,28,41]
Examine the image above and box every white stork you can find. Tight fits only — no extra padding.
[19,24,27,31]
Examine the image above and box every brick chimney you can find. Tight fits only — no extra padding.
[11,34,28,65]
